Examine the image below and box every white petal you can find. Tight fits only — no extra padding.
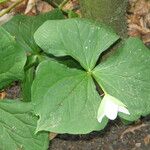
[97,94,130,123]
[118,106,130,115]
[104,99,119,120]
[97,113,105,123]
[97,97,106,123]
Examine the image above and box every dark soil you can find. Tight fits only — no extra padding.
[50,118,150,150]
[5,84,150,150]
[5,82,21,99]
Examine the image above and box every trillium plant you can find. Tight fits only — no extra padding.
[0,9,150,150]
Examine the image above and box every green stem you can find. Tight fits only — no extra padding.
[59,0,69,9]
[91,72,107,95]
[0,0,24,17]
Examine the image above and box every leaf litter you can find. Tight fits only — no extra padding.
[128,0,150,45]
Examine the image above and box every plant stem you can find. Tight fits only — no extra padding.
[0,0,24,17]
[59,0,69,9]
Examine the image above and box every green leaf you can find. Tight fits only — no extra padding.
[32,60,108,134]
[2,9,64,53]
[0,100,49,150]
[0,0,7,3]
[93,38,150,121]
[34,19,119,70]
[0,27,26,89]
[67,10,79,18]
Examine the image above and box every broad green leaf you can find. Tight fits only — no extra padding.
[2,9,64,53]
[0,0,7,3]
[32,60,108,134]
[93,38,150,121]
[0,27,26,89]
[0,100,49,150]
[34,19,119,70]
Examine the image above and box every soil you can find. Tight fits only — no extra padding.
[50,119,150,150]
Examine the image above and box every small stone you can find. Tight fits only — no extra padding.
[135,143,141,147]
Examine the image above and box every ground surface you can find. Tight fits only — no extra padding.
[50,118,150,150]
[0,0,150,150]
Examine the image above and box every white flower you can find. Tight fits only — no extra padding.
[97,94,130,123]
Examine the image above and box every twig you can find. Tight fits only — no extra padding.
[120,123,148,139]
[59,0,69,9]
[43,0,59,8]
[0,0,24,17]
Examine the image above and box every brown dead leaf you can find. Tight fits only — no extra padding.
[134,0,150,16]
[25,0,36,14]
[142,32,150,43]
[0,91,6,100]
[127,0,150,44]
[24,0,54,15]
[0,0,27,16]
[144,134,150,145]
[49,132,58,140]
[63,0,79,10]
[36,0,53,13]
